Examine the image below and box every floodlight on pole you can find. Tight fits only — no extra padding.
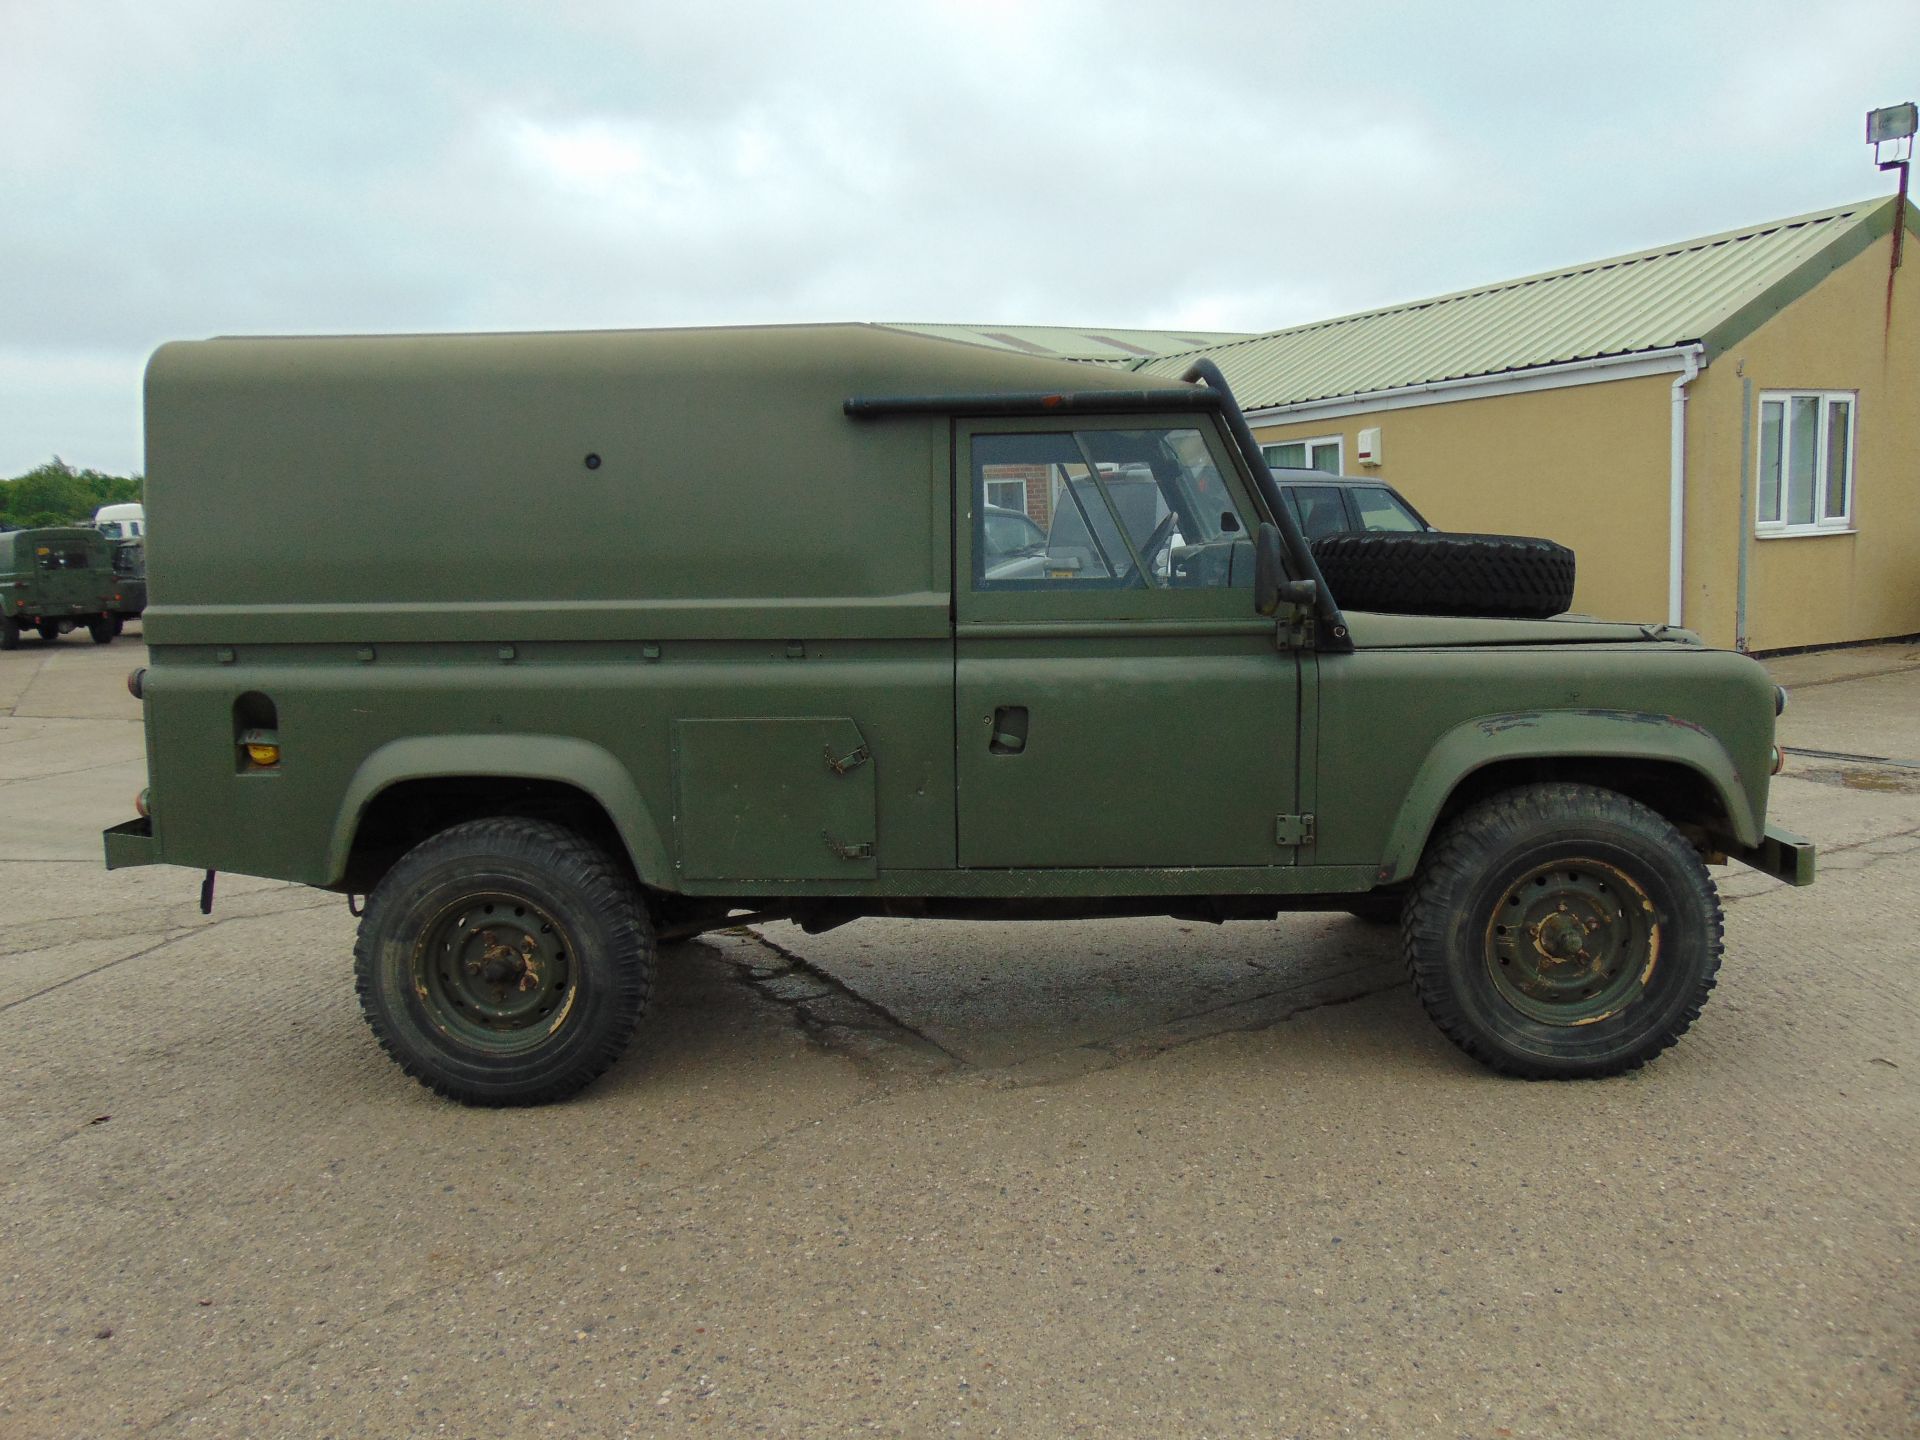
[1867,102,1914,272]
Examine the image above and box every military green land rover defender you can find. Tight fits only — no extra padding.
[103,325,1814,1105]
[1,526,120,649]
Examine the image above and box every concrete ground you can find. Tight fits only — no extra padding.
[1,630,1914,1438]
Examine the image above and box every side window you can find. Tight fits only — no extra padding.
[974,433,1117,585]
[972,428,1250,591]
[1263,436,1342,473]
[1351,486,1424,533]
[1285,484,1349,541]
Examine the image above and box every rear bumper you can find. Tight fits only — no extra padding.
[103,817,161,870]
[1731,824,1815,886]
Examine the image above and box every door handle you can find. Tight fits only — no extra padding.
[989,705,1029,755]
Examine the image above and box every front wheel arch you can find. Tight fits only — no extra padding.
[1376,712,1759,885]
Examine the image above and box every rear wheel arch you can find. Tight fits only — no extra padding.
[330,737,672,896]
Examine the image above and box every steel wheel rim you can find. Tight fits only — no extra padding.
[410,891,579,1053]
[1484,857,1659,1026]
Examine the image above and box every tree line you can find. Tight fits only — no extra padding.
[0,459,143,530]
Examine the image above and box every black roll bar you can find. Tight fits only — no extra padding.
[1179,359,1351,651]
[845,388,1225,418]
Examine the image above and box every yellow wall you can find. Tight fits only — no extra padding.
[1252,374,1676,625]
[1253,217,1919,651]
[1685,227,1920,651]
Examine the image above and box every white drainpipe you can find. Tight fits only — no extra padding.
[1668,346,1704,627]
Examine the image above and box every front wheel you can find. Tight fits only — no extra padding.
[1403,782,1722,1078]
[354,818,655,1105]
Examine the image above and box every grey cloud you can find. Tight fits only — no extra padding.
[1,0,1914,473]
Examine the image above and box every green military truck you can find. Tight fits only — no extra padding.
[103,325,1813,1105]
[1,526,120,649]
[107,538,147,633]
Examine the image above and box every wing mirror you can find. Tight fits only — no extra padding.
[1253,522,1318,616]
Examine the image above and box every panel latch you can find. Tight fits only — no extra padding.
[824,743,871,775]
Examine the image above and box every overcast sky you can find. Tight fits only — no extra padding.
[3,0,1915,476]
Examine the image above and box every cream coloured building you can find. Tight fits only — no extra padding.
[1136,197,1920,652]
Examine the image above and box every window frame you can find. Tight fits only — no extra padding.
[957,414,1269,625]
[1261,435,1343,474]
[1755,389,1856,537]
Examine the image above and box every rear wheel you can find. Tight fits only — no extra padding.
[0,617,18,651]
[1403,782,1721,1078]
[88,617,115,644]
[354,818,654,1105]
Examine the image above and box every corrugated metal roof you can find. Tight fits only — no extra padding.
[880,321,1250,361]
[1135,197,1903,410]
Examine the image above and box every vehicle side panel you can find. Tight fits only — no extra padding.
[1311,643,1776,872]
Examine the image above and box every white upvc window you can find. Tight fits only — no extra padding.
[1262,435,1342,473]
[983,477,1028,513]
[1756,391,1855,535]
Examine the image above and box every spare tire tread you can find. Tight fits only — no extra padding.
[1311,531,1575,619]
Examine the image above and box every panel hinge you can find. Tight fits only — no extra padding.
[823,833,875,861]
[1274,813,1316,847]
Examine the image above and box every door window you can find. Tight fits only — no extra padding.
[971,427,1249,590]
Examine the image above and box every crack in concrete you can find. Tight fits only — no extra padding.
[1773,655,1920,691]
[0,648,55,717]
[0,756,147,788]
[0,931,199,1014]
[0,894,341,1010]
[120,1075,926,1439]
[723,926,965,1070]
[994,970,1408,1089]
[1721,822,1920,905]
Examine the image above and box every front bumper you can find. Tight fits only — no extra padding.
[1731,824,1816,886]
[103,817,161,870]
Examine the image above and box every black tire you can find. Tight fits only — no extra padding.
[354,818,654,1106]
[1310,531,1575,619]
[88,617,114,644]
[1403,782,1721,1078]
[109,615,126,636]
[0,617,18,651]
[36,623,61,644]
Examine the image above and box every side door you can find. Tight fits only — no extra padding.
[955,415,1303,869]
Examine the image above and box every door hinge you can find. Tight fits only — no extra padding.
[1274,814,1316,847]
[823,832,874,861]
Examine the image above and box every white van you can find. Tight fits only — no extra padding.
[93,502,145,539]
